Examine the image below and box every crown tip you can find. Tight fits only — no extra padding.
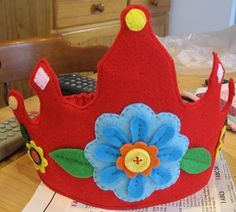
[8,95,18,110]
[125,8,147,32]
[121,5,151,32]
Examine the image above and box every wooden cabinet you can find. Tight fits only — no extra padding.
[54,0,127,28]
[130,0,170,15]
[62,21,120,46]
[0,0,170,45]
[52,0,170,46]
[0,0,51,41]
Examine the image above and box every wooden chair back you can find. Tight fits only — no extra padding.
[0,34,108,107]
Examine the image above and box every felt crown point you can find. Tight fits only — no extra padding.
[125,8,146,31]
[8,96,18,110]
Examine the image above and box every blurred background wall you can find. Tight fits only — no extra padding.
[169,0,236,35]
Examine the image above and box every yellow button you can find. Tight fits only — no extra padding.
[124,148,150,173]
[125,9,146,32]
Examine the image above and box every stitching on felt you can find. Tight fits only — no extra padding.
[53,155,90,166]
[182,158,208,163]
[146,19,185,108]
[156,113,180,133]
[96,147,119,157]
[86,103,189,202]
[112,134,125,143]
[41,170,212,210]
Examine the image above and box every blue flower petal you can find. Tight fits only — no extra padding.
[99,166,126,188]
[85,104,189,203]
[94,144,120,163]
[149,124,175,147]
[130,116,148,143]
[158,147,185,163]
[150,166,172,187]
[170,134,189,152]
[128,175,145,199]
[103,125,129,148]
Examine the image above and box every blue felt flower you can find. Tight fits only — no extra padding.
[85,103,189,202]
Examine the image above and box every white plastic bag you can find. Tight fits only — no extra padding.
[159,25,236,75]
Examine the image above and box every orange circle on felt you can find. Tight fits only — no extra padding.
[30,148,42,165]
[124,148,151,173]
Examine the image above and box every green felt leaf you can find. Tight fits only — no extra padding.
[50,149,93,178]
[20,124,31,142]
[180,148,211,174]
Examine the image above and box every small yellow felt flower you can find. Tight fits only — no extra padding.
[215,126,227,159]
[26,140,48,173]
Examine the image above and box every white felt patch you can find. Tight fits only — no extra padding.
[217,64,224,83]
[34,67,50,90]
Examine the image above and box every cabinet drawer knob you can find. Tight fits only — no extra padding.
[151,0,159,6]
[95,3,105,13]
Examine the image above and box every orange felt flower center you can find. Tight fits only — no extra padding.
[116,141,160,178]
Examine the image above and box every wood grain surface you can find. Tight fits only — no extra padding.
[0,0,51,41]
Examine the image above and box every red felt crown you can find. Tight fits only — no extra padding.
[9,5,235,210]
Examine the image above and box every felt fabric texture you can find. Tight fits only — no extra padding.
[33,67,50,90]
[94,144,120,163]
[130,116,149,142]
[50,149,93,178]
[125,9,146,32]
[8,4,235,210]
[180,148,211,174]
[85,103,189,202]
[217,64,224,83]
[103,126,129,147]
[8,96,18,110]
[215,126,227,159]
[128,175,145,199]
[26,141,48,174]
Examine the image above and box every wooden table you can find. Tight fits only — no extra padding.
[0,73,236,212]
